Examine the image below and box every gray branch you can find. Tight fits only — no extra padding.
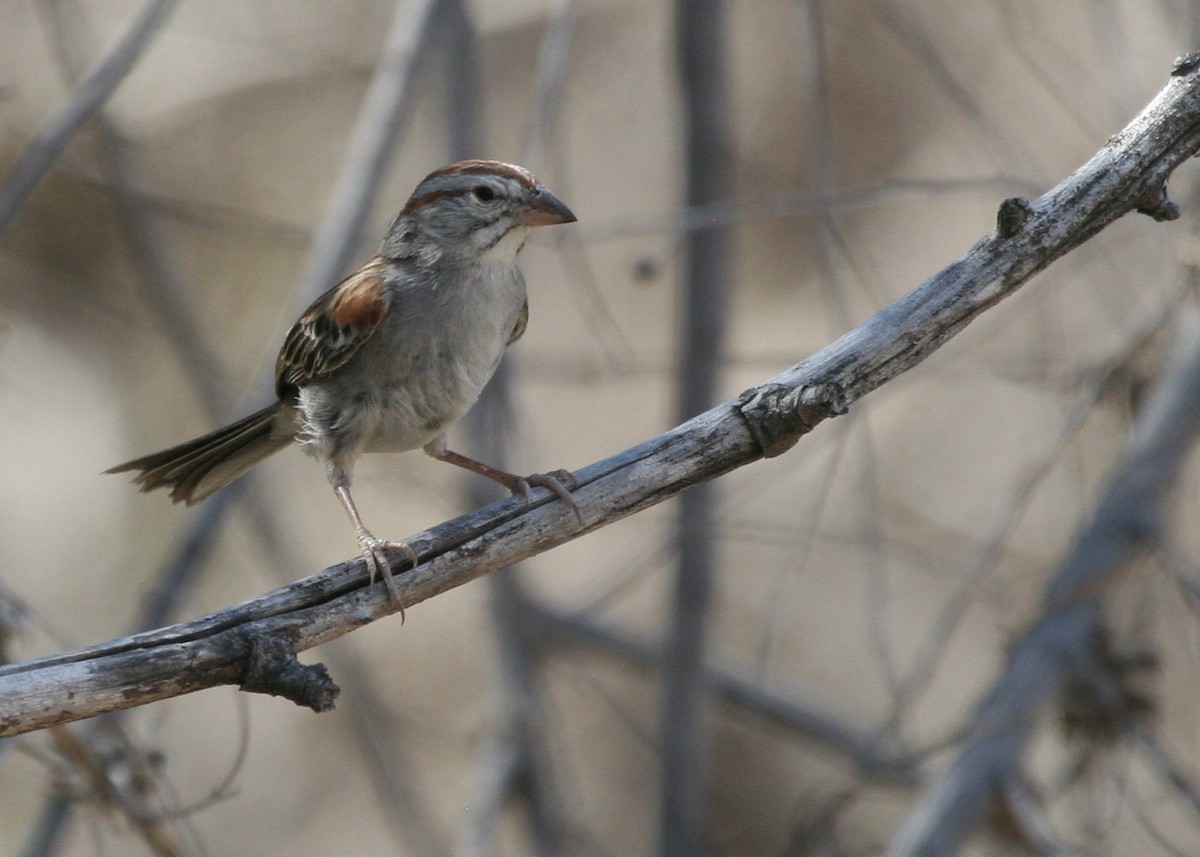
[2,58,1200,738]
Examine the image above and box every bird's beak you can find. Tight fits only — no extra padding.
[516,186,577,226]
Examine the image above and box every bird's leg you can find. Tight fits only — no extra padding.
[331,477,417,616]
[422,437,582,524]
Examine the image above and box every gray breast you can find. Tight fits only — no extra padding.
[353,262,527,452]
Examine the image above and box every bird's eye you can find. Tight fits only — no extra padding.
[472,185,496,203]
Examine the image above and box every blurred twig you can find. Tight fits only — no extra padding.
[997,5,1104,140]
[1134,725,1200,824]
[517,0,631,369]
[574,176,1045,243]
[38,0,268,629]
[17,9,246,854]
[19,799,73,857]
[442,0,481,163]
[253,3,450,853]
[1,60,1200,737]
[885,284,1191,733]
[661,0,733,853]
[865,0,1038,171]
[885,308,1200,856]
[462,530,568,857]
[460,373,572,857]
[458,2,578,852]
[798,0,855,324]
[797,0,901,706]
[42,722,204,857]
[328,655,447,855]
[532,606,916,780]
[520,0,580,170]
[0,0,182,238]
[299,0,438,304]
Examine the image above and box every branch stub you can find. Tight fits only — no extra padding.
[240,630,340,712]
[995,197,1033,238]
[1172,52,1200,76]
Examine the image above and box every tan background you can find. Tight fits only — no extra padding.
[1,1,1198,854]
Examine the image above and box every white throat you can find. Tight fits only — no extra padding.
[478,224,531,267]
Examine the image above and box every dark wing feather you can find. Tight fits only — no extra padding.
[507,298,529,346]
[276,261,389,396]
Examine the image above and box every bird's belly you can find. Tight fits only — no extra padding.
[297,265,524,460]
[299,337,506,457]
[362,367,481,453]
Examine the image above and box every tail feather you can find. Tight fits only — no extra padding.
[107,404,291,505]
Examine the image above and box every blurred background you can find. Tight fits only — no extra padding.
[3,1,1200,855]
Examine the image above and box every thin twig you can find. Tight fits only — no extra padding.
[298,0,438,303]
[1133,725,1200,824]
[331,656,447,855]
[865,0,1038,171]
[0,0,182,238]
[574,176,1045,244]
[520,0,580,169]
[532,606,915,780]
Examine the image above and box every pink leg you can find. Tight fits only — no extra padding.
[422,438,582,524]
[332,476,417,617]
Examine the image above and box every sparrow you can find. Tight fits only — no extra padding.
[109,160,580,610]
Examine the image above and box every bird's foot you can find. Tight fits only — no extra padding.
[508,469,582,525]
[357,531,419,621]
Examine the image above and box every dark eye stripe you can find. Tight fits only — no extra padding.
[401,160,540,215]
[404,189,457,212]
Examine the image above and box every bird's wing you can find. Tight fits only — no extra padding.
[275,261,390,396]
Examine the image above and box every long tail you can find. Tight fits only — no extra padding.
[107,404,291,505]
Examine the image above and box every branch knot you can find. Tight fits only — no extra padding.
[736,382,847,458]
[995,197,1033,238]
[1172,52,1200,76]
[240,630,339,712]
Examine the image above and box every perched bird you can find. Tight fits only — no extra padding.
[109,160,580,608]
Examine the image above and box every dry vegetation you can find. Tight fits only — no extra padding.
[3,1,1200,855]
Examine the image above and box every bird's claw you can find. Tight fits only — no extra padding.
[357,532,418,621]
[519,469,583,525]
